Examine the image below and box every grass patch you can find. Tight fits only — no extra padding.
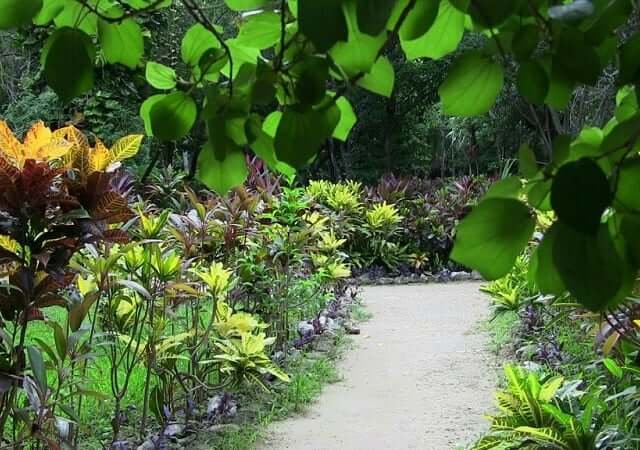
[484,311,518,357]
[350,303,373,322]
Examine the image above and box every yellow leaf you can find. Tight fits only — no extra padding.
[634,320,640,329]
[110,135,143,163]
[602,332,620,356]
[0,120,23,165]
[0,235,20,254]
[54,125,89,166]
[90,139,112,172]
[20,121,71,166]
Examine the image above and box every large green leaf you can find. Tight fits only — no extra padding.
[33,0,65,25]
[0,0,42,28]
[554,29,601,86]
[399,0,439,41]
[614,158,640,212]
[517,61,549,105]
[439,52,504,116]
[274,103,341,168]
[401,0,464,60]
[181,23,220,67]
[467,0,522,28]
[451,199,535,280]
[237,12,281,50]
[294,56,329,105]
[553,223,626,311]
[221,39,260,79]
[356,0,395,35]
[551,158,611,234]
[145,62,177,90]
[98,18,143,69]
[357,56,395,97]
[197,142,248,194]
[43,27,95,102]
[298,0,348,52]
[618,33,640,85]
[149,92,197,141]
[529,225,565,295]
[333,97,357,142]
[140,94,164,136]
[512,25,539,61]
[518,143,538,178]
[249,123,296,177]
[53,2,97,36]
[224,0,267,10]
[330,1,386,76]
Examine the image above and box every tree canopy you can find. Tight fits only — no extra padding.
[2,0,640,311]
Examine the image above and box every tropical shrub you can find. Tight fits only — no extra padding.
[472,365,602,450]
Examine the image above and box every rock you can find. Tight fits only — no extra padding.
[313,337,334,353]
[207,393,237,419]
[297,321,315,338]
[450,271,472,282]
[377,277,393,285]
[344,323,361,335]
[207,423,241,434]
[163,423,185,437]
[471,270,484,281]
[326,317,341,332]
[136,440,156,450]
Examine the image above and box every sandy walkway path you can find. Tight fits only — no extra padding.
[260,282,495,450]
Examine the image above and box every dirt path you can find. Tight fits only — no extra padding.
[260,282,495,450]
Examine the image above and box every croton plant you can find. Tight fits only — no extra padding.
[0,120,141,432]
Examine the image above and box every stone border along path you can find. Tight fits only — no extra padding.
[260,282,495,450]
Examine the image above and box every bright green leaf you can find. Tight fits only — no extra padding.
[181,23,220,67]
[197,142,248,194]
[357,56,395,97]
[399,0,439,41]
[439,52,504,117]
[451,199,535,280]
[333,97,357,141]
[401,0,465,60]
[149,92,197,141]
[145,62,177,90]
[98,18,143,69]
[237,12,282,50]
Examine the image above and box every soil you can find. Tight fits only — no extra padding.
[259,282,495,450]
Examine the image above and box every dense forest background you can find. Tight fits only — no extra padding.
[0,0,629,183]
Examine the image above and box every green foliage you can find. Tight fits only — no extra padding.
[454,86,640,311]
[5,0,636,204]
[472,365,599,450]
[481,255,536,315]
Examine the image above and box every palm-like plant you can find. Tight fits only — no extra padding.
[472,365,599,450]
